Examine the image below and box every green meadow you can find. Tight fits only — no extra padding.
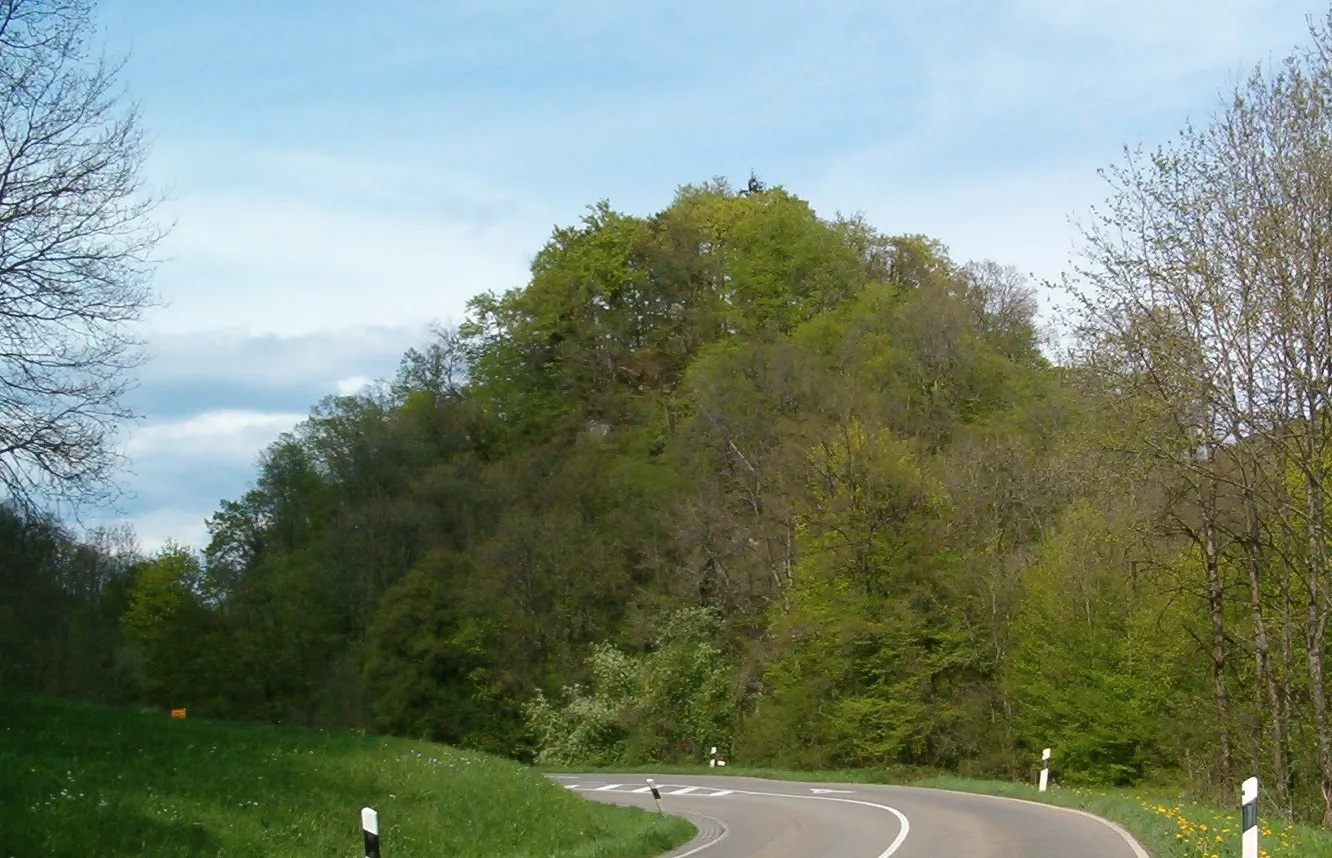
[0,694,693,857]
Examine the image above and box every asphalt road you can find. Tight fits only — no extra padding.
[557,774,1151,858]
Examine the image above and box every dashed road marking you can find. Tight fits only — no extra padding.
[565,782,735,798]
[564,780,908,856]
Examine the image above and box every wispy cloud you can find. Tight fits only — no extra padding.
[148,180,541,336]
[125,410,306,463]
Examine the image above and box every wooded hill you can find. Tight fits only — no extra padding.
[13,13,1332,831]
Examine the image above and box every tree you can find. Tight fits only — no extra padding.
[120,542,208,708]
[1065,9,1332,821]
[0,0,163,511]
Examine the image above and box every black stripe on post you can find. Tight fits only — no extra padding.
[362,807,380,858]
[1242,798,1257,830]
[649,783,661,800]
[1241,776,1259,858]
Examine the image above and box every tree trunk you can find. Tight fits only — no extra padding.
[1204,516,1232,781]
[1306,601,1332,825]
[1280,544,1297,819]
[1246,532,1289,812]
[1304,468,1332,826]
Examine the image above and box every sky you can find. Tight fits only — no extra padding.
[82,0,1327,552]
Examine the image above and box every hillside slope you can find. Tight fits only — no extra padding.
[0,694,693,857]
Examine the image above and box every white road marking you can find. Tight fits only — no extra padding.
[667,812,731,858]
[566,775,1145,858]
[728,788,910,858]
[563,782,733,796]
[575,780,909,856]
[909,786,1149,858]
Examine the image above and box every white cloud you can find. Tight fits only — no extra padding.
[150,193,538,336]
[125,410,306,462]
[140,145,549,338]
[335,375,371,395]
[138,324,422,389]
[113,508,212,556]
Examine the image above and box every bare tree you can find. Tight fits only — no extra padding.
[0,0,163,512]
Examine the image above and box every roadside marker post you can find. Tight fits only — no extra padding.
[362,807,380,858]
[1241,776,1258,858]
[1038,748,1051,793]
[646,778,663,813]
[709,746,717,767]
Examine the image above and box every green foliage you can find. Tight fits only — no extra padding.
[118,543,213,709]
[0,692,693,858]
[526,608,738,766]
[1004,502,1201,786]
[0,505,139,701]
[361,550,517,753]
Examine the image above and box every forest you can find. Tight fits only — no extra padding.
[11,9,1332,833]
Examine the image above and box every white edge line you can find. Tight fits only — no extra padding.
[906,786,1149,858]
[667,812,731,858]
[730,789,911,858]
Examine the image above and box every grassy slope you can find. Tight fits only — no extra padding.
[551,764,1332,858]
[0,694,693,858]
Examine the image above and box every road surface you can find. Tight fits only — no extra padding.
[557,774,1150,858]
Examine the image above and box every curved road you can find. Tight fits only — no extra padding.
[557,774,1150,857]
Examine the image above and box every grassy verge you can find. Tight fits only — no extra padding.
[0,694,694,857]
[547,764,1332,857]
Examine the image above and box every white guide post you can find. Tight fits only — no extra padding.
[361,807,380,858]
[1241,776,1259,858]
[1038,748,1051,792]
[709,745,717,768]
[646,778,663,813]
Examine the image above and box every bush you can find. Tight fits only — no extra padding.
[525,608,738,765]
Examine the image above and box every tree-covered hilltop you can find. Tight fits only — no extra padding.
[194,182,1068,763]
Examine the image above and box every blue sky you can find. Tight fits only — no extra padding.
[87,0,1325,551]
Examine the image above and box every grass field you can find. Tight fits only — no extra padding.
[0,694,694,857]
[550,763,1332,858]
